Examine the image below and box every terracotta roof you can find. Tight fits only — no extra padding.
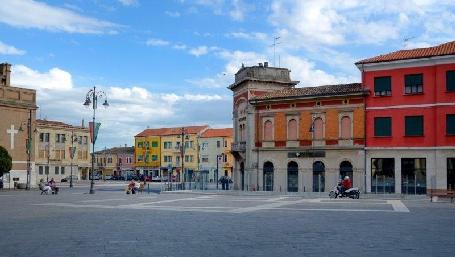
[251,83,366,101]
[200,128,233,138]
[95,146,134,155]
[135,125,209,137]
[356,40,455,65]
[36,119,87,130]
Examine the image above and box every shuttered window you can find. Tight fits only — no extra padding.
[447,114,455,135]
[404,74,423,94]
[374,76,391,96]
[447,70,455,92]
[405,116,424,136]
[374,117,391,137]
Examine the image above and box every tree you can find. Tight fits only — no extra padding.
[0,146,12,178]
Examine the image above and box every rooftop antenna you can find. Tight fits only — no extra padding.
[403,36,416,49]
[271,36,281,67]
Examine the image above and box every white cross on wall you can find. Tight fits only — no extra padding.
[6,124,18,150]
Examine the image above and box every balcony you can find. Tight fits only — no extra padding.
[231,141,246,152]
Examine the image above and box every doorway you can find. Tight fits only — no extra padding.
[287,161,298,192]
[263,162,274,191]
[313,161,325,192]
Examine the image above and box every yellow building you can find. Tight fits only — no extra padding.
[35,119,90,183]
[134,134,161,177]
[135,126,209,181]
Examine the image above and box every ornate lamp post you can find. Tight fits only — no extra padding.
[83,86,109,194]
[68,130,78,188]
[18,109,33,190]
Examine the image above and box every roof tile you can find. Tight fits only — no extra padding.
[200,128,233,138]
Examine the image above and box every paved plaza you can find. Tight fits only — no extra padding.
[0,183,455,257]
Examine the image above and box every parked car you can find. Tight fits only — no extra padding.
[91,174,101,180]
[151,176,161,182]
[61,175,78,183]
[105,175,113,180]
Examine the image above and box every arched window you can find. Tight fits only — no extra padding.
[263,161,274,191]
[313,118,323,140]
[288,119,298,140]
[242,124,246,141]
[340,161,353,183]
[341,116,351,139]
[264,120,273,141]
[287,161,298,192]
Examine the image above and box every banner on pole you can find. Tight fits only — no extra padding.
[89,122,101,143]
[69,146,76,159]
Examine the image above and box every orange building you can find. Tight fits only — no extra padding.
[230,63,368,192]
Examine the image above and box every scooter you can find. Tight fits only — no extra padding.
[329,184,360,199]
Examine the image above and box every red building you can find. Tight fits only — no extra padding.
[356,41,455,194]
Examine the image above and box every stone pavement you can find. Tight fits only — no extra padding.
[0,185,454,257]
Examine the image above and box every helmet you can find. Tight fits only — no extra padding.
[344,176,349,180]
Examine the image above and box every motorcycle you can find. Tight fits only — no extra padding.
[329,185,360,199]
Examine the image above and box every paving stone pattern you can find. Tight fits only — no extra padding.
[0,184,454,257]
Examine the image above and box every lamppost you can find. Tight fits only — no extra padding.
[68,130,78,188]
[18,109,33,190]
[216,154,222,190]
[180,127,186,185]
[83,86,109,194]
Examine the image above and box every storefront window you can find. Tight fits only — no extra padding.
[371,158,395,193]
[401,158,426,194]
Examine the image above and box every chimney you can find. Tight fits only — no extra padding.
[264,62,268,67]
[0,63,11,86]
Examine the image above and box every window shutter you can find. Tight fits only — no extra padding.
[374,117,391,137]
[447,71,455,91]
[405,116,423,136]
[374,76,391,92]
[447,114,455,135]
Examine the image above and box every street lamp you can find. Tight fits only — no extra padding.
[18,109,33,190]
[68,130,78,188]
[216,154,222,190]
[83,86,109,194]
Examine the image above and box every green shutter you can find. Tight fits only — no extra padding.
[374,76,391,92]
[374,117,391,137]
[405,116,423,136]
[447,71,455,92]
[152,141,158,147]
[447,114,455,135]
[405,74,423,86]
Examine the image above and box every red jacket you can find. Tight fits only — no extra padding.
[342,179,352,189]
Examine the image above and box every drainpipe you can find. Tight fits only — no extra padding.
[362,64,367,194]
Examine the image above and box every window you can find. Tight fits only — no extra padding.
[401,158,426,194]
[40,133,49,142]
[313,118,323,140]
[185,155,189,162]
[202,156,209,163]
[217,141,221,148]
[405,116,424,136]
[107,157,112,164]
[39,166,43,175]
[137,155,143,162]
[223,154,227,162]
[374,76,392,96]
[447,70,455,92]
[45,166,49,175]
[55,166,59,175]
[152,155,158,161]
[83,136,88,144]
[340,116,351,139]
[224,140,227,147]
[164,156,172,162]
[447,114,455,135]
[374,117,392,137]
[164,142,172,149]
[61,167,65,175]
[152,141,158,147]
[137,142,143,148]
[287,119,298,140]
[78,136,83,144]
[264,120,273,141]
[118,158,122,164]
[371,158,395,193]
[404,74,423,94]
[56,134,65,143]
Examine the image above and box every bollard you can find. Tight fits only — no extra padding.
[147,184,150,194]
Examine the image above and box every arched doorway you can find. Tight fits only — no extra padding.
[287,161,298,192]
[263,162,274,191]
[313,161,325,192]
[240,162,245,191]
[339,161,353,184]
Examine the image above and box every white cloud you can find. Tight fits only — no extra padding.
[11,65,73,90]
[189,46,209,56]
[165,11,181,17]
[173,43,187,50]
[0,0,119,34]
[0,41,26,55]
[118,0,138,6]
[230,0,245,21]
[226,32,267,41]
[146,38,170,46]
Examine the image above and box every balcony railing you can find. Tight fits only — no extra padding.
[231,141,246,152]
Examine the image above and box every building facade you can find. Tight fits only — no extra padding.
[230,63,367,193]
[35,119,91,183]
[134,135,161,176]
[199,128,234,182]
[0,63,38,188]
[356,41,455,194]
[94,146,134,178]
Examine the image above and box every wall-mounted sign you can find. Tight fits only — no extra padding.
[288,150,325,158]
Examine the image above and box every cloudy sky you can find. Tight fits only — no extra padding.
[1,0,455,149]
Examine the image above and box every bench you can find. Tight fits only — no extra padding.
[430,190,455,202]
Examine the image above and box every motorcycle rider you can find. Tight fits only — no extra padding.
[341,176,352,195]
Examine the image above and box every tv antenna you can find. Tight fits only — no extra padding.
[271,36,281,67]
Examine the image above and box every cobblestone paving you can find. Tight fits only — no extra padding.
[0,184,454,257]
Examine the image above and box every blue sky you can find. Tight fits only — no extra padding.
[1,0,455,149]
